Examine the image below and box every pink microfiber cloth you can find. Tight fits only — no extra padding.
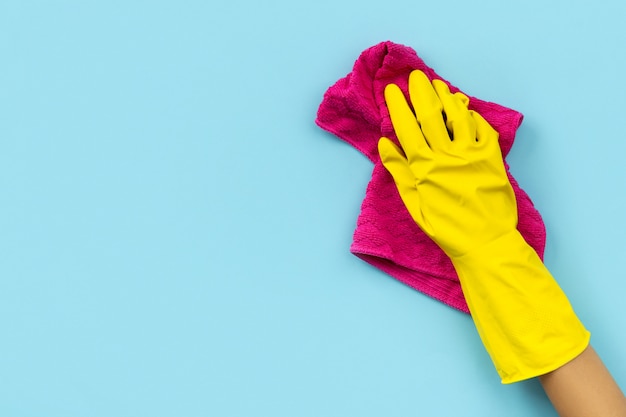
[316,41,546,314]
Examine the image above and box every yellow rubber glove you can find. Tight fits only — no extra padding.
[378,70,590,384]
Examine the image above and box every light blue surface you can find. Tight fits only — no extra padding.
[1,1,625,416]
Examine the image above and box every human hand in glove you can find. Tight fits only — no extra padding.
[378,70,589,384]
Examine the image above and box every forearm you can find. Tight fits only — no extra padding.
[539,345,626,417]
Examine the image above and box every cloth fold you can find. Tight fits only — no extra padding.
[316,41,546,314]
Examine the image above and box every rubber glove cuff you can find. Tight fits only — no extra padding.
[451,231,591,383]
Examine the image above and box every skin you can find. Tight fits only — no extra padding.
[539,345,626,417]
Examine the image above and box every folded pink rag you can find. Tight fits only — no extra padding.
[316,41,546,314]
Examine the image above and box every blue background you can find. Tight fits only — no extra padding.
[1,1,625,416]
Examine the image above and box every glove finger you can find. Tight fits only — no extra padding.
[471,110,499,147]
[378,137,427,229]
[408,70,451,152]
[378,136,421,191]
[433,79,476,145]
[454,91,470,107]
[384,83,431,164]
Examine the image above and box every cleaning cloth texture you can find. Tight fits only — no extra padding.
[315,41,547,314]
